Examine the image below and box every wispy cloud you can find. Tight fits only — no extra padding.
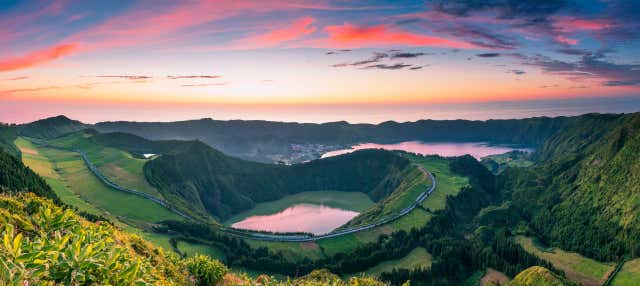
[390,52,427,59]
[96,75,152,80]
[3,86,61,93]
[318,23,477,49]
[225,16,317,49]
[3,76,29,81]
[476,53,501,58]
[364,63,412,70]
[0,43,79,72]
[167,75,221,79]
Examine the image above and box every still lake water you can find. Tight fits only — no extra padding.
[231,204,359,235]
[232,141,529,234]
[322,141,530,159]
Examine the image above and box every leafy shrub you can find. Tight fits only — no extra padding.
[185,254,228,286]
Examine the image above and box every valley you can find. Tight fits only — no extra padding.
[1,113,640,285]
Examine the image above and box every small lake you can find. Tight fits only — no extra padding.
[231,204,359,235]
[322,141,530,159]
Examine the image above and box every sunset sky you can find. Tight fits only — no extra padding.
[1,0,639,123]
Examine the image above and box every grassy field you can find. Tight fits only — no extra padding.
[515,236,615,286]
[611,258,640,286]
[407,155,469,212]
[225,191,375,225]
[48,132,162,198]
[15,137,103,216]
[246,239,325,261]
[176,240,227,261]
[17,137,183,226]
[344,247,431,278]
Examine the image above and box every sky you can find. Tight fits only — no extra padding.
[1,0,639,123]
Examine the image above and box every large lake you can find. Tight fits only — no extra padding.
[322,141,530,159]
[231,204,358,235]
[233,141,528,234]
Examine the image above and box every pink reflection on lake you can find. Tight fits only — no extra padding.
[322,141,530,159]
[231,204,359,235]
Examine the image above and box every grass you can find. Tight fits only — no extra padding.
[611,258,640,286]
[15,137,102,216]
[387,208,432,232]
[17,137,183,226]
[347,247,432,278]
[407,155,469,212]
[177,240,227,261]
[225,191,375,225]
[515,236,615,286]
[48,132,163,198]
[246,240,325,261]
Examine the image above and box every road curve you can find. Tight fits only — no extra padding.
[219,164,436,242]
[76,147,436,242]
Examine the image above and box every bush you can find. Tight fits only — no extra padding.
[185,254,229,286]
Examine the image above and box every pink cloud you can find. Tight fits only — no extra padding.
[555,35,578,45]
[319,23,477,49]
[67,1,344,51]
[227,16,317,49]
[0,43,79,72]
[552,16,612,33]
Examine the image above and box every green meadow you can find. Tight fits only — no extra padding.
[515,235,615,286]
[352,247,433,278]
[611,258,640,286]
[16,137,182,226]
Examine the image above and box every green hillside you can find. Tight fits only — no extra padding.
[18,115,86,139]
[498,113,640,261]
[145,142,412,221]
[0,148,59,202]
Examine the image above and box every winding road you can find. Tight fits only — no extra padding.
[77,148,436,242]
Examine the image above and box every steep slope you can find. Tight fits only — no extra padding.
[18,115,86,139]
[0,149,59,203]
[0,124,19,157]
[499,113,640,261]
[144,141,412,220]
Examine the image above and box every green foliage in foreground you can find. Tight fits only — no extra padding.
[185,254,228,286]
[0,192,394,285]
[0,193,193,285]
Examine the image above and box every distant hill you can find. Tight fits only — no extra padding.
[18,115,86,139]
[144,141,412,220]
[93,116,575,162]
